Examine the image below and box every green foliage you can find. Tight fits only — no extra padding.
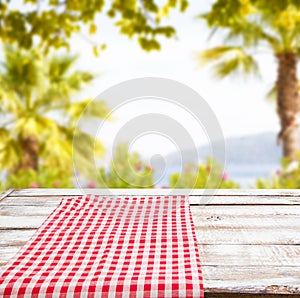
[0,0,188,52]
[198,0,300,79]
[1,166,73,190]
[169,158,240,188]
[0,45,109,178]
[256,155,300,188]
[202,0,300,50]
[98,144,154,188]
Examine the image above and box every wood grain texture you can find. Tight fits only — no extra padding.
[8,188,300,196]
[1,224,300,246]
[0,189,299,296]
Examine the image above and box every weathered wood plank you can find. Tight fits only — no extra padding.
[0,196,62,206]
[0,245,299,295]
[1,226,300,246]
[0,245,299,296]
[2,205,300,227]
[192,205,300,216]
[0,246,20,265]
[1,204,300,245]
[0,230,36,247]
[0,189,15,202]
[8,188,300,197]
[0,216,46,229]
[0,243,299,267]
[1,213,300,231]
[0,205,55,216]
[189,196,300,205]
[2,204,300,217]
[194,216,300,229]
[204,266,300,295]
[2,203,299,225]
[2,195,300,206]
[199,244,300,266]
[196,228,300,245]
[202,265,300,287]
[206,295,299,298]
[2,204,300,228]
[1,204,300,216]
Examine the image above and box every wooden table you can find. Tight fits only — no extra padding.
[0,189,299,297]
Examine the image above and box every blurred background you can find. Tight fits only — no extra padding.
[1,0,300,190]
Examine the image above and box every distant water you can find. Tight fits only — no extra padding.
[154,163,280,188]
[226,163,280,188]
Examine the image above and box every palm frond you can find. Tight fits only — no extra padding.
[72,129,106,178]
[47,55,78,82]
[37,62,95,111]
[266,84,277,101]
[13,115,58,139]
[199,46,259,78]
[0,128,21,171]
[199,46,235,63]
[66,71,94,90]
[0,88,25,115]
[42,136,73,169]
[2,45,43,104]
[69,99,111,122]
[225,19,281,50]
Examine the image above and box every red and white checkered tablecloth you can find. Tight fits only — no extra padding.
[0,195,204,298]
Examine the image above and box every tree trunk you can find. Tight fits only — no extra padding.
[19,135,39,171]
[276,52,300,159]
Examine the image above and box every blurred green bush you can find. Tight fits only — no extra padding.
[98,144,154,188]
[256,156,300,189]
[1,166,73,190]
[6,152,300,190]
[169,158,239,189]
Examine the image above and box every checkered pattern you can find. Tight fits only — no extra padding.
[0,195,204,298]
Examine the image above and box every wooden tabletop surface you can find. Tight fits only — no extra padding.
[0,188,300,297]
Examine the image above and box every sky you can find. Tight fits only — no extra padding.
[68,1,279,160]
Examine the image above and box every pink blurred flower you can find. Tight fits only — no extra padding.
[275,169,283,176]
[161,185,169,189]
[53,180,61,187]
[29,182,39,188]
[87,181,97,188]
[184,165,193,172]
[221,172,228,181]
[135,163,143,171]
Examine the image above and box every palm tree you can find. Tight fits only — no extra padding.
[0,45,109,179]
[199,1,300,159]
